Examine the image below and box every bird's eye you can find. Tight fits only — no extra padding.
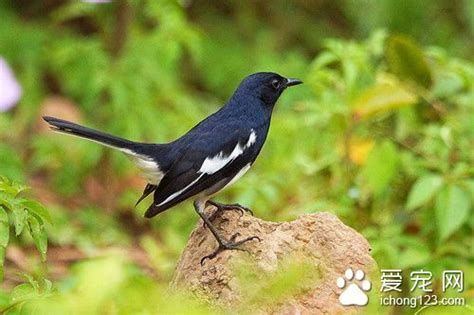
[271,79,280,89]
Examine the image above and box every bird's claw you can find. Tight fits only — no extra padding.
[237,205,253,216]
[218,203,254,216]
[203,201,254,228]
[200,234,261,265]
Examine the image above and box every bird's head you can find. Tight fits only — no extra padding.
[235,72,303,106]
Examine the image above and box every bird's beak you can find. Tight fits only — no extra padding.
[286,78,303,87]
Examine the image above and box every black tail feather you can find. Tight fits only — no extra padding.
[144,203,168,218]
[135,184,157,206]
[43,116,136,152]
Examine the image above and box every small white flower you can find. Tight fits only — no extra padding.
[0,57,22,112]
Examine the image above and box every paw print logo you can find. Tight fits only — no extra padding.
[336,268,371,306]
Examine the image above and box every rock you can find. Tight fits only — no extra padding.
[172,209,377,314]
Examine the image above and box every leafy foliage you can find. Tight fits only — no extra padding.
[303,32,473,277]
[386,35,433,88]
[0,177,50,280]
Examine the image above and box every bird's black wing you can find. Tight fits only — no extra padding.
[144,125,256,217]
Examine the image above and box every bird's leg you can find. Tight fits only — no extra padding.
[206,200,254,221]
[194,200,260,265]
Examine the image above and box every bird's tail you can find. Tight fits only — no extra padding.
[43,116,170,208]
[43,116,167,188]
[43,116,139,154]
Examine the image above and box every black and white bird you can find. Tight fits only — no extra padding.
[43,72,302,262]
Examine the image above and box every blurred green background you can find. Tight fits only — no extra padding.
[0,0,473,314]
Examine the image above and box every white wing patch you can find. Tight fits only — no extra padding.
[156,129,257,207]
[199,145,243,174]
[199,129,256,175]
[247,130,257,147]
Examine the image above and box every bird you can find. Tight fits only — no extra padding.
[43,72,302,263]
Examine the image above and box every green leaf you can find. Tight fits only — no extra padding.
[0,183,16,197]
[435,185,472,241]
[0,247,5,281]
[353,78,418,119]
[0,189,10,281]
[359,141,399,196]
[20,200,52,224]
[0,208,9,248]
[0,222,8,248]
[10,283,36,303]
[0,192,14,210]
[13,207,28,236]
[20,273,39,290]
[0,206,8,223]
[0,176,11,185]
[43,279,53,292]
[27,216,48,261]
[0,177,28,197]
[385,35,433,88]
[406,174,444,210]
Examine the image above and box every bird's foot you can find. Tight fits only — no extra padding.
[200,233,261,265]
[206,200,253,221]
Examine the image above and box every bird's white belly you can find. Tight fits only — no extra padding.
[198,163,252,201]
[222,163,252,191]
